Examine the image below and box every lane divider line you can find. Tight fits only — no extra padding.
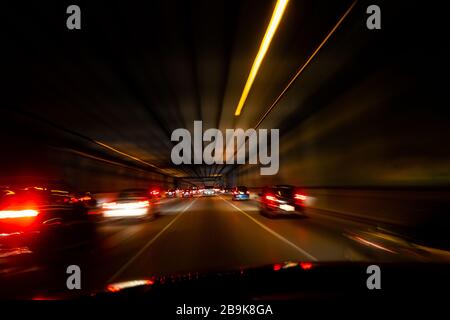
[107,198,198,283]
[219,196,318,261]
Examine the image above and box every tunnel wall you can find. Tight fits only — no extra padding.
[0,112,175,193]
[240,183,450,230]
[0,141,174,193]
[55,150,174,193]
[299,188,450,228]
[233,161,450,247]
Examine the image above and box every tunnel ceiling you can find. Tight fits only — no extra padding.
[4,1,449,187]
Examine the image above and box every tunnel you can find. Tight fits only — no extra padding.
[1,0,449,302]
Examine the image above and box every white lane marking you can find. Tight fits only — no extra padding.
[107,198,198,282]
[219,196,318,261]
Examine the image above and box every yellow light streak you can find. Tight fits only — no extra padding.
[234,0,289,116]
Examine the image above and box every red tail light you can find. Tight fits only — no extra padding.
[300,262,313,270]
[265,195,276,201]
[63,197,79,203]
[0,209,39,219]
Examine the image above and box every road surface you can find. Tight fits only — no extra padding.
[0,195,436,298]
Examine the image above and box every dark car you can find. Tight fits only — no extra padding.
[101,188,159,220]
[259,185,306,217]
[232,186,250,201]
[0,183,96,255]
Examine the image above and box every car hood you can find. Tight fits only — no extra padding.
[83,261,450,302]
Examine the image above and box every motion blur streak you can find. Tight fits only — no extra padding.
[93,140,168,174]
[0,210,39,219]
[234,0,290,116]
[107,280,154,292]
[103,200,150,217]
[353,236,397,254]
[254,0,358,128]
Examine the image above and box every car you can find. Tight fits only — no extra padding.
[0,181,96,255]
[202,186,215,196]
[101,188,159,220]
[222,188,232,194]
[259,185,306,217]
[181,189,192,198]
[191,186,199,195]
[165,189,176,198]
[149,187,161,198]
[232,186,250,201]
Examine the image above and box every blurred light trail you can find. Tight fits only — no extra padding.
[102,200,150,218]
[254,0,358,129]
[94,140,162,171]
[0,209,39,219]
[107,280,154,292]
[353,236,397,254]
[11,108,174,177]
[234,0,290,116]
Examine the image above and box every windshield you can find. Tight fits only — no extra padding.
[1,0,449,304]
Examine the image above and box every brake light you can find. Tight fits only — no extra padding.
[64,197,79,203]
[246,191,250,194]
[300,262,313,270]
[265,195,276,201]
[294,194,307,201]
[0,209,39,219]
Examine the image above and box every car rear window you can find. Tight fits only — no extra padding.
[274,187,293,198]
[118,190,148,198]
[237,186,248,192]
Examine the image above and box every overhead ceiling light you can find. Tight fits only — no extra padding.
[234,0,289,116]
